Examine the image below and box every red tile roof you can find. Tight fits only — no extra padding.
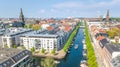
[64,26,71,32]
[47,26,53,31]
[99,29,106,33]
[96,36,105,41]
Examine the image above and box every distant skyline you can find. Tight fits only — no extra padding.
[0,0,120,18]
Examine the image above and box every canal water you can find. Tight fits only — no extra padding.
[57,28,84,67]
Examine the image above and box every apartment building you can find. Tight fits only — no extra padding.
[2,28,33,48]
[0,48,33,67]
[20,34,60,52]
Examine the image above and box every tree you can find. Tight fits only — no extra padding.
[24,25,28,28]
[51,49,56,55]
[4,44,8,48]
[29,24,33,28]
[13,44,17,48]
[31,47,35,53]
[21,45,26,49]
[41,57,56,67]
[32,24,41,31]
[107,27,120,38]
[41,48,45,54]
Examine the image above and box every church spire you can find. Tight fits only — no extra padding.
[106,9,110,22]
[19,8,25,23]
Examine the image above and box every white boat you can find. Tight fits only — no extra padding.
[54,60,60,64]
[82,39,86,44]
[74,44,79,49]
[80,60,88,67]
[67,51,70,54]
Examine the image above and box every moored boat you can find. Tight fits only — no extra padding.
[74,44,78,49]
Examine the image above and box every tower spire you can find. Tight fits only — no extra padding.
[106,9,110,22]
[19,8,25,23]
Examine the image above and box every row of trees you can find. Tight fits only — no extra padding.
[111,18,120,21]
[85,21,98,67]
[24,24,41,30]
[31,47,56,55]
[63,22,81,52]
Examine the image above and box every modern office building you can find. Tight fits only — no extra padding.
[0,48,33,67]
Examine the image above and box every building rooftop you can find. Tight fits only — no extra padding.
[105,44,120,54]
[21,33,59,38]
[0,48,22,63]
[3,28,32,36]
[0,48,31,67]
[112,55,120,67]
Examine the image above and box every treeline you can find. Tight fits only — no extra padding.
[85,21,98,67]
[63,22,81,52]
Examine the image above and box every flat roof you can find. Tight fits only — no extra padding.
[21,34,59,38]
[3,28,32,36]
[105,44,120,54]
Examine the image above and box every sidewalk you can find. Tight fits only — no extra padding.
[92,42,105,67]
[88,30,105,67]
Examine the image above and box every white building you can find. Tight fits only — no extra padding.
[41,24,50,29]
[20,34,60,52]
[2,28,33,48]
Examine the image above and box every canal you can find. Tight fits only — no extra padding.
[57,28,84,67]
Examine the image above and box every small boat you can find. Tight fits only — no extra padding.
[74,44,78,49]
[80,60,88,67]
[71,44,73,46]
[82,39,86,44]
[67,51,70,54]
[54,60,60,64]
[83,50,87,56]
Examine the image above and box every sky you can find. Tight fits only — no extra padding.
[0,0,120,18]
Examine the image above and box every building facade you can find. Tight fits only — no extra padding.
[2,28,33,48]
[20,34,60,52]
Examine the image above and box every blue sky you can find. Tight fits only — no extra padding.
[0,0,120,18]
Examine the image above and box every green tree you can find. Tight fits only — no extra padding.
[51,49,56,55]
[13,44,17,48]
[41,57,56,67]
[32,24,41,31]
[31,47,35,53]
[85,21,98,67]
[29,24,33,28]
[24,25,28,28]
[21,45,26,49]
[107,27,120,38]
[41,48,45,54]
[63,22,81,52]
[4,44,8,48]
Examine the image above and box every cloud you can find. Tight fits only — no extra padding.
[50,9,56,12]
[53,2,84,8]
[53,0,120,9]
[90,0,120,8]
[39,9,45,13]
